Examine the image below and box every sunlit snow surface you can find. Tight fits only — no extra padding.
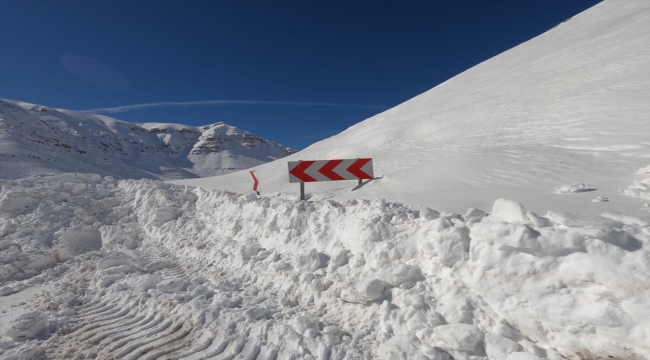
[1,174,648,359]
[1,1,650,359]
[174,0,649,218]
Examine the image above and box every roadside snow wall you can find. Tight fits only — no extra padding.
[1,174,648,359]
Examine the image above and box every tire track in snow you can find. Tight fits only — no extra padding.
[53,247,310,360]
[54,252,208,359]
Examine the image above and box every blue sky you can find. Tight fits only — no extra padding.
[0,0,600,149]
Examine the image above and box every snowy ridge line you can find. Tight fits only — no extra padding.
[1,173,649,359]
[0,98,297,181]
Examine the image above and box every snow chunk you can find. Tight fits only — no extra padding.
[406,311,441,334]
[58,226,102,256]
[0,286,17,296]
[234,243,263,265]
[101,264,131,275]
[5,312,52,341]
[330,249,349,270]
[150,206,180,226]
[525,211,548,228]
[492,199,528,223]
[507,353,542,360]
[215,280,238,291]
[341,278,385,303]
[437,227,469,265]
[140,275,163,291]
[124,238,139,249]
[323,325,340,335]
[355,278,385,300]
[301,249,330,271]
[377,261,423,287]
[156,279,188,293]
[0,191,39,219]
[492,323,514,339]
[464,207,486,220]
[190,276,208,285]
[377,334,443,360]
[433,324,483,352]
[290,315,318,334]
[485,333,521,360]
[554,183,596,193]
[420,208,440,221]
[241,192,259,202]
[555,183,596,194]
[96,252,132,270]
[245,307,270,320]
[190,285,214,299]
[420,218,470,266]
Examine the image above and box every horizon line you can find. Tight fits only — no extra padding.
[82,100,389,114]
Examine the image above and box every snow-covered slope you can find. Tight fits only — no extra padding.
[173,0,650,217]
[0,99,296,180]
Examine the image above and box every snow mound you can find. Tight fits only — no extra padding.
[0,173,648,359]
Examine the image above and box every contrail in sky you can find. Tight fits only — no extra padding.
[82,100,388,114]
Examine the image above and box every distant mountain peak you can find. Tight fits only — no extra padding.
[0,98,296,180]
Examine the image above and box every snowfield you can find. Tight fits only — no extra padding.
[172,0,650,218]
[1,0,649,359]
[1,173,649,359]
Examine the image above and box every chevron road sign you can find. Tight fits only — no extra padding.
[288,158,374,200]
[249,170,259,194]
[288,158,373,183]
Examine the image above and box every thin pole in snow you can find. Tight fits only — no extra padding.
[300,182,305,201]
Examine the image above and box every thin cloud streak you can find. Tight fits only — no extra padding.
[82,100,388,114]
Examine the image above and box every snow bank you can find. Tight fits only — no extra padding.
[0,174,115,284]
[1,174,648,359]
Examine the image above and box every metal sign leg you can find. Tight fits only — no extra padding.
[300,182,305,200]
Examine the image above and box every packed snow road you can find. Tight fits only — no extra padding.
[1,173,649,359]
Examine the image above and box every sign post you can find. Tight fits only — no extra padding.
[300,182,305,201]
[288,158,373,200]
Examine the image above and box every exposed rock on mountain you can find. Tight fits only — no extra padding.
[0,99,296,180]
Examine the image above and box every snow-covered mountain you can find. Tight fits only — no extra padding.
[0,99,296,180]
[175,0,650,217]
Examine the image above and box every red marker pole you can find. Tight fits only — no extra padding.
[249,171,260,195]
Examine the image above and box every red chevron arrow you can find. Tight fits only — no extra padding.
[346,158,372,179]
[289,160,316,182]
[318,159,345,181]
[249,171,259,191]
